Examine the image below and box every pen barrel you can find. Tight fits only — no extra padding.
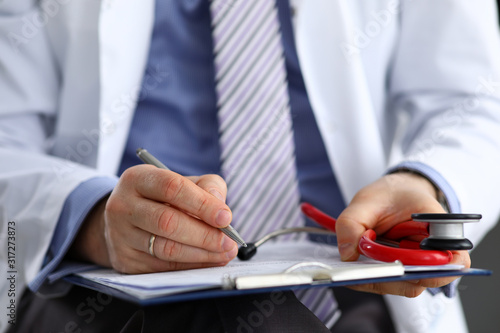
[136,148,169,170]
[220,227,246,247]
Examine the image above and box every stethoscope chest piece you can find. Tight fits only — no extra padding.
[412,213,481,250]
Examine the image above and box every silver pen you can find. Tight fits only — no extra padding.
[136,148,247,247]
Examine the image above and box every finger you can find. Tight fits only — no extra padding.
[358,250,471,294]
[348,281,427,298]
[417,250,471,288]
[335,176,445,262]
[334,178,400,261]
[189,174,228,203]
[128,224,238,262]
[109,246,233,275]
[151,235,238,263]
[104,206,237,273]
[335,202,378,261]
[144,253,232,273]
[129,197,236,253]
[123,165,232,228]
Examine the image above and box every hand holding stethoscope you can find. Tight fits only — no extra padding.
[238,203,480,265]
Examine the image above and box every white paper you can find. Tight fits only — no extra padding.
[76,241,462,299]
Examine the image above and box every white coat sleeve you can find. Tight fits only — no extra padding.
[389,0,500,246]
[0,0,107,322]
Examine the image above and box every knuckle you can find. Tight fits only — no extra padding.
[120,166,139,184]
[163,175,186,202]
[195,196,211,216]
[335,213,358,229]
[157,208,179,238]
[405,286,425,298]
[208,174,227,190]
[200,228,220,250]
[105,194,127,216]
[162,239,183,260]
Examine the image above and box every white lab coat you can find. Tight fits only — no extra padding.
[1,0,500,332]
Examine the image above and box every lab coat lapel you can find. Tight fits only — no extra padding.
[294,0,386,202]
[97,0,155,174]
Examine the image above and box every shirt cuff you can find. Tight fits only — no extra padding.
[28,176,118,292]
[387,161,462,298]
[387,161,461,213]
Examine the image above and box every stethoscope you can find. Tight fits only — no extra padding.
[237,203,481,265]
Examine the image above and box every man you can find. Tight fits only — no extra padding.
[1,0,500,332]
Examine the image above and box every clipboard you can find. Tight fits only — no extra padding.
[64,241,491,306]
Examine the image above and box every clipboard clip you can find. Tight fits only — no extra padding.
[222,261,404,290]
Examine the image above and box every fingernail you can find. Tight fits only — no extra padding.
[226,246,238,260]
[216,209,232,227]
[222,235,236,251]
[209,189,224,202]
[408,280,421,285]
[339,243,355,261]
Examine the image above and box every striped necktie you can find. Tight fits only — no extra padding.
[210,0,339,327]
[210,0,303,242]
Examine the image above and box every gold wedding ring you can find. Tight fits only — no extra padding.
[148,234,157,257]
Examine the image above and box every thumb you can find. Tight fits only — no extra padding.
[335,201,381,261]
[189,174,228,203]
[336,173,446,262]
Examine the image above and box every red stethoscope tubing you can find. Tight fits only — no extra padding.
[301,203,453,265]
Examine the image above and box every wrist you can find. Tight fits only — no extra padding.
[389,170,438,197]
[68,195,111,266]
[389,170,449,211]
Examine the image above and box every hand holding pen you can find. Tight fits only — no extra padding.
[70,149,241,274]
[136,148,246,247]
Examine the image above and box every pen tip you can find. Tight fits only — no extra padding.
[136,148,144,155]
